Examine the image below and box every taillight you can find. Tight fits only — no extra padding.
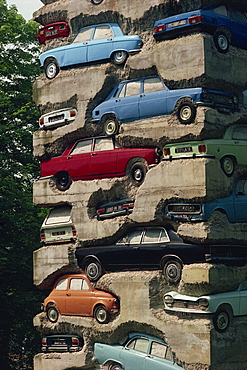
[39,117,44,126]
[198,144,206,153]
[188,15,202,24]
[154,24,166,33]
[40,229,45,241]
[163,148,170,156]
[138,42,143,48]
[72,337,79,346]
[70,110,76,118]
[122,203,134,208]
[96,208,105,214]
[72,226,77,237]
[41,338,47,346]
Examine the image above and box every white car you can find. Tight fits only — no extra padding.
[39,107,77,129]
[164,277,247,332]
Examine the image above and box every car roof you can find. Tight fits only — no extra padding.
[128,332,167,345]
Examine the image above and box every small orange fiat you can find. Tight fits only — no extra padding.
[41,274,119,324]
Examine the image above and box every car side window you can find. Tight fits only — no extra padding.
[117,229,142,244]
[119,81,141,98]
[73,28,93,43]
[69,278,90,290]
[235,180,247,195]
[70,139,92,155]
[55,278,68,290]
[160,228,170,242]
[150,342,172,361]
[94,138,114,151]
[232,126,247,140]
[213,6,228,17]
[143,228,162,243]
[93,25,113,40]
[143,78,164,93]
[228,9,247,23]
[127,338,149,353]
[240,279,247,291]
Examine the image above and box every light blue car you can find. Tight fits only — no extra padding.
[94,332,184,370]
[92,76,238,135]
[164,177,247,222]
[40,23,143,79]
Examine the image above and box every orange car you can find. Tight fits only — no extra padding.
[41,274,119,324]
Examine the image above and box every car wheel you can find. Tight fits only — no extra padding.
[94,305,110,324]
[102,115,119,136]
[163,259,182,284]
[47,305,59,323]
[177,100,196,124]
[220,156,235,176]
[213,31,229,53]
[111,50,128,65]
[91,0,103,4]
[213,307,232,332]
[44,58,59,79]
[109,363,124,370]
[85,260,103,282]
[127,159,147,186]
[55,171,72,191]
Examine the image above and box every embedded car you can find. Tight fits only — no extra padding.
[39,23,143,79]
[41,334,83,352]
[94,332,185,370]
[164,277,247,332]
[75,225,243,284]
[163,124,247,176]
[164,177,247,222]
[41,274,119,324]
[37,22,70,44]
[40,205,76,244]
[39,136,161,190]
[92,76,237,135]
[39,107,77,129]
[153,5,247,53]
[96,197,135,220]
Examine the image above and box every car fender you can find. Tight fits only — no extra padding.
[160,254,183,268]
[45,300,59,312]
[213,300,236,315]
[81,255,102,269]
[100,111,119,123]
[40,51,60,67]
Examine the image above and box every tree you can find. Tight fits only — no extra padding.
[0,1,46,368]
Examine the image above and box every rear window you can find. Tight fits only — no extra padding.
[45,206,72,225]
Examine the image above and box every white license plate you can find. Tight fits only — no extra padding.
[168,20,186,28]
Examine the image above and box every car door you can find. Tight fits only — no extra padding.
[87,25,114,62]
[138,77,167,119]
[239,279,247,316]
[229,126,247,166]
[114,80,141,121]
[143,341,176,370]
[227,8,247,49]
[233,179,247,221]
[63,27,93,66]
[65,277,92,315]
[119,338,150,370]
[66,138,93,180]
[51,278,69,314]
[89,137,118,178]
[113,229,144,268]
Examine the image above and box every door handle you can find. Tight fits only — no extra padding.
[67,156,73,159]
[66,293,71,296]
[115,99,120,102]
[91,152,97,156]
[107,38,113,41]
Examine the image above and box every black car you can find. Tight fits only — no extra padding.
[41,334,83,352]
[96,197,135,220]
[76,226,245,284]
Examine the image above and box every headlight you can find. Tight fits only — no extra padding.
[198,298,209,310]
[164,294,174,306]
[233,96,238,104]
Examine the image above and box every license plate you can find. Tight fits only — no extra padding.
[49,114,64,122]
[46,30,58,37]
[52,231,65,236]
[106,207,113,213]
[168,20,186,28]
[53,340,66,345]
[175,147,192,153]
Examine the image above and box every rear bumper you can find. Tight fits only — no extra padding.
[162,154,215,161]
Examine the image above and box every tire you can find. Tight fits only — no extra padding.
[44,58,59,79]
[177,100,196,124]
[85,260,103,282]
[127,159,147,186]
[220,156,235,176]
[102,115,119,136]
[47,305,59,323]
[213,307,232,332]
[163,259,182,284]
[94,305,110,324]
[108,363,124,370]
[213,31,229,53]
[91,0,103,4]
[55,171,72,191]
[111,50,128,65]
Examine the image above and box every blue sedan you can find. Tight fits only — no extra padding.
[164,177,247,223]
[153,5,247,53]
[94,332,184,370]
[92,76,238,135]
[40,23,143,79]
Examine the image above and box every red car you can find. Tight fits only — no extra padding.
[37,22,70,44]
[40,136,161,190]
[41,274,119,324]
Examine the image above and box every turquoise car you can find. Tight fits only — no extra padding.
[163,124,247,176]
[94,332,184,370]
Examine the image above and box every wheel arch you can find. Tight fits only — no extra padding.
[160,254,183,269]
[81,255,102,269]
[215,302,234,316]
[215,26,231,40]
[174,96,196,109]
[110,48,129,58]
[104,360,124,369]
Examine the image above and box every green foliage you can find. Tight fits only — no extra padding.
[0,1,46,368]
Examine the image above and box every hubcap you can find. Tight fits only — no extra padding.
[166,264,178,279]
[223,158,233,174]
[105,120,116,135]
[134,168,143,182]
[96,308,107,322]
[180,106,192,121]
[217,312,228,330]
[218,35,228,50]
[48,308,58,322]
[114,51,126,63]
[87,263,99,279]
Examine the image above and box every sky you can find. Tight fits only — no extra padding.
[6,0,43,20]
